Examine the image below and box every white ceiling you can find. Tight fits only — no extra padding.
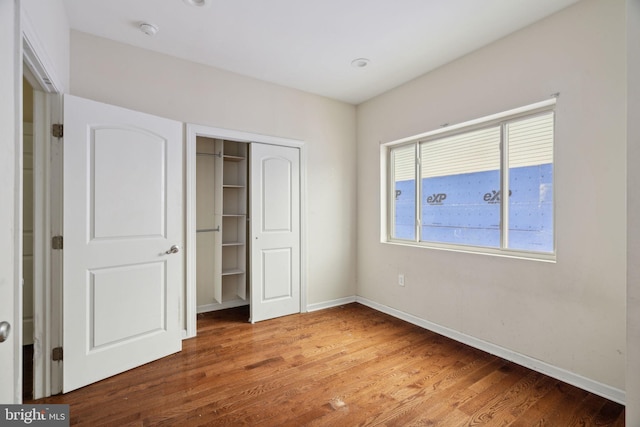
[62,0,579,104]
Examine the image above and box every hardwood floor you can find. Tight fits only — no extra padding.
[30,303,625,426]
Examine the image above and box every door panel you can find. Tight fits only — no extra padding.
[63,95,182,393]
[262,158,292,231]
[90,262,165,348]
[262,248,292,300]
[250,143,300,323]
[92,128,166,239]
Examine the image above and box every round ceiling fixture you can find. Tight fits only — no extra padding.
[139,22,159,36]
[182,0,211,7]
[351,58,370,68]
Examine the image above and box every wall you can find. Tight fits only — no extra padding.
[69,31,358,307]
[627,0,640,422]
[357,0,626,398]
[22,0,70,91]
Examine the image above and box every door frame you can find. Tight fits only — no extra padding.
[22,9,64,399]
[184,124,307,337]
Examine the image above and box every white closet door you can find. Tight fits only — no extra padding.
[250,143,300,323]
[63,95,183,392]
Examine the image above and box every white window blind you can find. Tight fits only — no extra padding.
[420,127,500,178]
[392,144,415,182]
[508,112,554,168]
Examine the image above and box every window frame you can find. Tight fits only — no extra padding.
[381,99,557,262]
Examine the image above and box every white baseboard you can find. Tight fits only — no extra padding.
[356,296,625,405]
[306,296,357,312]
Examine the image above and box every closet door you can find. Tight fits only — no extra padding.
[250,143,300,323]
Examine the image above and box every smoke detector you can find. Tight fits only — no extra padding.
[139,22,159,36]
[351,58,371,68]
[183,0,211,7]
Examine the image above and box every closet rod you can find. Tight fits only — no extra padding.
[196,152,222,158]
[196,226,220,233]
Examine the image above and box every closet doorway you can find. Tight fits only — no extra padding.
[185,125,306,336]
[195,137,249,312]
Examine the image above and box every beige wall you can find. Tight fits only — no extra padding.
[357,0,626,394]
[69,31,358,306]
[23,77,33,122]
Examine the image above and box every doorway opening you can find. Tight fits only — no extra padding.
[195,137,250,316]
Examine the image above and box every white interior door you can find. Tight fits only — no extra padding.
[250,143,300,323]
[63,95,183,392]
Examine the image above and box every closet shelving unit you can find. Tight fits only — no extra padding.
[196,138,248,311]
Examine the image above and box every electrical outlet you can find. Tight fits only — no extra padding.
[398,274,405,286]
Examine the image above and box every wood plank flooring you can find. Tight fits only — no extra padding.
[30,303,625,426]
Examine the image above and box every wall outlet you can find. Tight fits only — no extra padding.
[398,274,405,286]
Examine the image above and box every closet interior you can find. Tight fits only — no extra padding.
[196,137,249,312]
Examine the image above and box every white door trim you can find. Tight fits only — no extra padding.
[185,124,307,337]
[30,92,48,399]
[33,92,63,398]
[22,6,64,399]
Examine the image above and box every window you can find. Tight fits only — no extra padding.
[385,100,555,259]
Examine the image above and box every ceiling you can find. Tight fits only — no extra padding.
[62,0,579,105]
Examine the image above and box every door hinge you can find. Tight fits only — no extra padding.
[52,347,63,362]
[52,124,63,138]
[52,235,63,250]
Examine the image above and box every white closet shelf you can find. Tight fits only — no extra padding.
[222,213,246,217]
